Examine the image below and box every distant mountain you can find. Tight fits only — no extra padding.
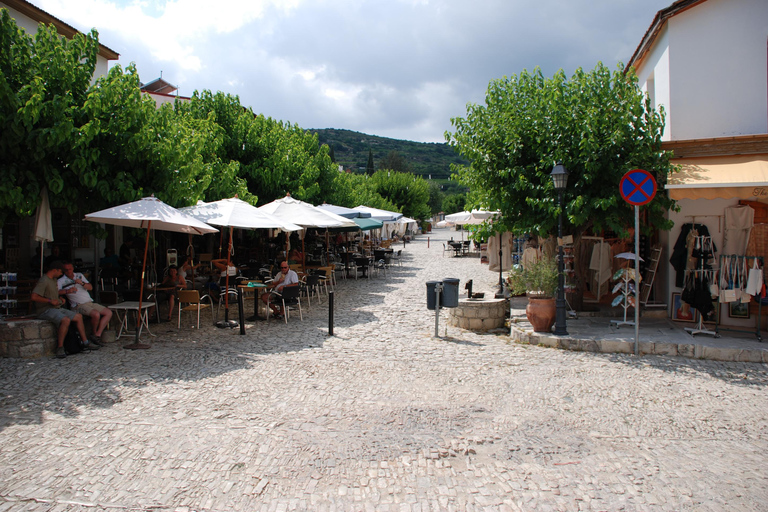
[310,128,468,180]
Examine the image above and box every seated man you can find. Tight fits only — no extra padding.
[160,265,187,321]
[261,260,299,319]
[57,261,112,346]
[31,261,95,358]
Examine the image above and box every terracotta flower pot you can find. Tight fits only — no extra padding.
[526,296,556,333]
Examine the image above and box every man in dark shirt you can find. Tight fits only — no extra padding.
[31,261,95,358]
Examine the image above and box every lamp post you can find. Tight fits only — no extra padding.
[550,162,569,336]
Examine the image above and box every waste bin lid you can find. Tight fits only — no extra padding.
[443,278,460,284]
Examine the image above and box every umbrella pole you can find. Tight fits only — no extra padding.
[39,241,44,277]
[217,226,238,328]
[126,223,152,349]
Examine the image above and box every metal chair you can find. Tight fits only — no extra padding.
[353,256,371,279]
[393,249,403,267]
[270,284,302,323]
[216,287,239,322]
[300,274,322,308]
[177,289,214,329]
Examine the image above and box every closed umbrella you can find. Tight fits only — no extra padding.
[181,197,302,327]
[33,187,53,277]
[85,196,218,348]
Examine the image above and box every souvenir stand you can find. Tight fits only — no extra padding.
[715,255,764,341]
[610,253,642,328]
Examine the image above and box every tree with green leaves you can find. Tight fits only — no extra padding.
[379,150,411,174]
[176,90,339,206]
[368,170,430,220]
[447,63,676,308]
[0,10,99,224]
[427,182,444,215]
[442,193,466,215]
[446,63,675,240]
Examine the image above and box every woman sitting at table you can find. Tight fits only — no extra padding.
[160,265,187,321]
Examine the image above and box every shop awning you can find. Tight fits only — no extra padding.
[665,155,768,200]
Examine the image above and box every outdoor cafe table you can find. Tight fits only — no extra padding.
[237,281,268,335]
[108,301,155,348]
[448,241,463,256]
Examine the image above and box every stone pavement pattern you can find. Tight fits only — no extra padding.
[0,230,766,511]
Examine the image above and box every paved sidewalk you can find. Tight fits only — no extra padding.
[0,229,766,511]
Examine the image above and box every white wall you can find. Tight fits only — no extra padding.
[635,0,768,141]
[1,2,111,83]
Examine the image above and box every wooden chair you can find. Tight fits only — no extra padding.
[177,289,214,329]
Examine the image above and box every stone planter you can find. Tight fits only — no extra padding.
[526,296,556,333]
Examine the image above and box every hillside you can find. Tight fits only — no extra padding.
[310,128,467,180]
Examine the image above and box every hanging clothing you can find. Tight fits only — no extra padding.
[589,242,613,285]
[488,232,514,272]
[670,223,716,287]
[723,205,754,256]
[520,246,541,271]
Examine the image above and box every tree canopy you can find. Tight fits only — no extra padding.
[0,11,435,227]
[446,63,676,239]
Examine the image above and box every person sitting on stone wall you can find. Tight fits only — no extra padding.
[31,260,95,359]
[57,261,111,347]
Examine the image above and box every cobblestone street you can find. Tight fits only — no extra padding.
[1,230,766,511]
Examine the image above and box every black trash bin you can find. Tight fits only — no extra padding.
[442,278,460,308]
[426,281,441,310]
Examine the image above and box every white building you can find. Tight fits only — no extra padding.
[627,0,768,326]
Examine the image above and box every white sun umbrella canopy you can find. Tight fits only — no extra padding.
[85,196,219,235]
[85,196,218,348]
[180,197,302,327]
[353,205,403,222]
[445,210,472,224]
[259,195,357,229]
[316,203,371,219]
[180,197,302,232]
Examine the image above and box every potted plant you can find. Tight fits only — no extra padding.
[507,256,559,333]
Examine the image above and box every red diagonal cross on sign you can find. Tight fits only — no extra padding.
[620,169,657,206]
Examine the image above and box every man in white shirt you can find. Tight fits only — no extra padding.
[58,261,112,346]
[261,261,299,319]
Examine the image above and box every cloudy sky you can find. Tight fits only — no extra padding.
[28,0,671,143]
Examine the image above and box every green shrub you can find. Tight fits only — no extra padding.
[507,256,558,298]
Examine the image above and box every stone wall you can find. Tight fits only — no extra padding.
[448,298,508,331]
[0,319,57,358]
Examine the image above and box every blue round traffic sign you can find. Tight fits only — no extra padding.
[620,169,657,206]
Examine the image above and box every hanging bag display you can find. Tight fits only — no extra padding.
[745,258,763,296]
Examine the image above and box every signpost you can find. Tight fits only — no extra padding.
[619,169,657,355]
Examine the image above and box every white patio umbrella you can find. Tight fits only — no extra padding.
[181,197,302,327]
[353,205,403,222]
[260,195,356,229]
[259,195,357,267]
[85,196,218,348]
[445,210,472,224]
[33,187,53,277]
[316,203,371,219]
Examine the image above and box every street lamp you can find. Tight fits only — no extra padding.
[550,162,569,336]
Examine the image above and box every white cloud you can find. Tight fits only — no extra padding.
[28,0,673,142]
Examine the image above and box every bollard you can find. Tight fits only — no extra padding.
[328,290,334,336]
[238,287,245,335]
[434,282,443,337]
[427,237,430,248]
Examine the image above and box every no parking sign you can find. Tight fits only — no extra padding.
[620,169,657,206]
[618,168,656,356]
